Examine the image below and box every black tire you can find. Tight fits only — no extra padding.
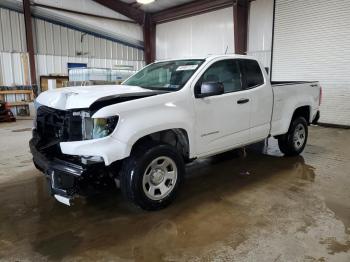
[278,117,308,156]
[119,141,185,211]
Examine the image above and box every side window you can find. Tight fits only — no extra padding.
[240,60,264,88]
[197,60,242,93]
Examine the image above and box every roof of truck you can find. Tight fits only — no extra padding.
[155,54,257,63]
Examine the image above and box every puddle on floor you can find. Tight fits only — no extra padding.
[0,139,321,261]
[325,200,350,234]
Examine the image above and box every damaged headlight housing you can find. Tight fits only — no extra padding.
[91,117,119,139]
[76,111,119,140]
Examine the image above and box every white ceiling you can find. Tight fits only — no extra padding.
[120,0,197,13]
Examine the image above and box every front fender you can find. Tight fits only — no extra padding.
[60,136,129,165]
[92,91,196,159]
[112,106,194,157]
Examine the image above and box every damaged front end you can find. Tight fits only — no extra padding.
[30,105,119,205]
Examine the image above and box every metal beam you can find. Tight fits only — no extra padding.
[143,14,156,64]
[32,3,138,24]
[23,0,37,86]
[151,0,234,24]
[93,0,145,24]
[233,0,249,54]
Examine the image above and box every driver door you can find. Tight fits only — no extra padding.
[193,59,251,156]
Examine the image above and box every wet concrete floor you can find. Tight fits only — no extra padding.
[0,120,349,261]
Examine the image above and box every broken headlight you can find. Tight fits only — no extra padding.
[82,115,119,140]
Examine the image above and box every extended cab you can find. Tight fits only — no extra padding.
[30,55,321,210]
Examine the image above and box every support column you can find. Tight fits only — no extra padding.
[233,0,249,55]
[23,0,37,87]
[143,14,156,64]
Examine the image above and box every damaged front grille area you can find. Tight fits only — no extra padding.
[31,106,119,199]
[36,106,86,145]
[35,106,118,154]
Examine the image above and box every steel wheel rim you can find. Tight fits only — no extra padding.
[293,123,306,150]
[142,156,178,201]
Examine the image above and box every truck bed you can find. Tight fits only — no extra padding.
[270,81,321,137]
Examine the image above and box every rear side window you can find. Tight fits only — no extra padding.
[240,60,264,88]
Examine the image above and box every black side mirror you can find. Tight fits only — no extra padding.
[196,82,224,98]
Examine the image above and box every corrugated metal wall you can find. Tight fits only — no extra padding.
[156,7,234,60]
[0,8,27,52]
[0,7,145,86]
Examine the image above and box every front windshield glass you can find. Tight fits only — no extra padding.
[123,59,204,91]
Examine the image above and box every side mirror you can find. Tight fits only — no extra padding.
[196,82,224,98]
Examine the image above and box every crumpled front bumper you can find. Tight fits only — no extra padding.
[29,138,110,205]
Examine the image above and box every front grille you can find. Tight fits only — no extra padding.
[36,106,83,146]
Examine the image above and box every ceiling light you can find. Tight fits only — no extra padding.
[136,0,155,4]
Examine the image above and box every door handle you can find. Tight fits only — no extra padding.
[237,98,249,104]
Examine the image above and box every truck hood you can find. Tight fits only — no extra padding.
[36,85,162,110]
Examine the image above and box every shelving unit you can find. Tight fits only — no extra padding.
[0,90,34,116]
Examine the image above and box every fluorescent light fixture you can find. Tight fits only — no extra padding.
[136,0,155,4]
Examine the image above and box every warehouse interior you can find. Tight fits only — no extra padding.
[0,0,349,261]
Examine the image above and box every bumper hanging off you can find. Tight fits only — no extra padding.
[29,138,113,206]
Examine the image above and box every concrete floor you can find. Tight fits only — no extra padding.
[0,120,349,262]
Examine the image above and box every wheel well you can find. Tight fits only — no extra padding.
[131,129,190,160]
[292,106,310,124]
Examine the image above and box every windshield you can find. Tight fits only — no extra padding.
[123,59,204,91]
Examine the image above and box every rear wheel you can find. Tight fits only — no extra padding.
[278,117,308,156]
[119,141,185,210]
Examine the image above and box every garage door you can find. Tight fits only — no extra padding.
[272,0,350,126]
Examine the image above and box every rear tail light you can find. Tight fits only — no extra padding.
[319,86,322,106]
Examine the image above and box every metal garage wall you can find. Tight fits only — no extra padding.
[0,52,29,85]
[0,7,145,86]
[156,7,234,60]
[247,0,273,69]
[0,8,27,53]
[35,55,143,78]
[272,0,350,126]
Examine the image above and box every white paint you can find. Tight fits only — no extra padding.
[176,65,198,71]
[54,194,71,206]
[36,55,320,165]
[156,8,234,60]
[36,85,154,110]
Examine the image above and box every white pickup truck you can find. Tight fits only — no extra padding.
[30,55,321,210]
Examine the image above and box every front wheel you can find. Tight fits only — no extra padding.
[278,117,308,156]
[119,142,185,210]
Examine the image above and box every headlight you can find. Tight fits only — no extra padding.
[82,116,119,140]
